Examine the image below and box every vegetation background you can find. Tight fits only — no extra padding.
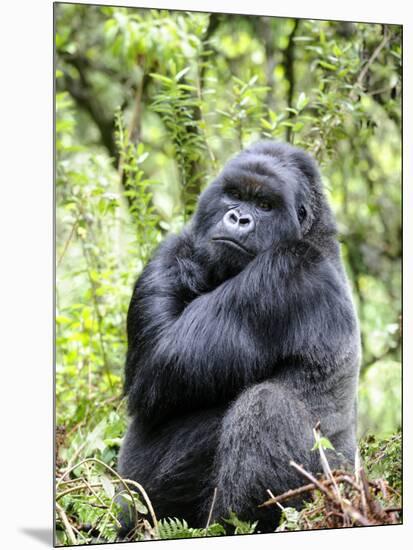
[55,3,402,545]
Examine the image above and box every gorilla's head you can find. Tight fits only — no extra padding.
[191,141,337,281]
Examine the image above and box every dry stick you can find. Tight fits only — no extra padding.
[313,427,351,527]
[56,502,77,545]
[57,484,90,499]
[289,461,372,527]
[260,482,316,508]
[360,466,375,516]
[289,461,334,499]
[266,489,284,512]
[378,478,399,523]
[205,488,218,530]
[360,467,387,521]
[355,451,368,516]
[57,480,126,500]
[313,427,340,498]
[260,475,361,508]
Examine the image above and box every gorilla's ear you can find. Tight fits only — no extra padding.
[289,148,338,236]
[290,149,322,188]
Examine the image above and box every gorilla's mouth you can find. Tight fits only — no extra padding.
[212,237,254,256]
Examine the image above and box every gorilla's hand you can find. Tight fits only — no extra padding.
[161,233,211,306]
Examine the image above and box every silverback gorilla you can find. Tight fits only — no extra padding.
[117,141,360,534]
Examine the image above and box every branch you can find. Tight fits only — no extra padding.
[350,26,391,101]
[59,54,118,161]
[289,461,373,527]
[56,502,77,545]
[284,19,299,142]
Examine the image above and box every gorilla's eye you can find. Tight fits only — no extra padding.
[258,200,272,211]
[298,205,307,223]
[227,188,242,201]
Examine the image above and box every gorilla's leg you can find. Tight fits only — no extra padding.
[209,380,319,533]
[117,408,223,534]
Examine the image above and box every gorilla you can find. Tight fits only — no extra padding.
[117,141,360,534]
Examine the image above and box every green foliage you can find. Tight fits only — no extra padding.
[216,75,269,148]
[150,63,207,218]
[59,410,125,467]
[158,518,226,539]
[277,507,301,531]
[360,431,402,492]
[223,511,258,534]
[55,456,152,545]
[358,360,401,437]
[114,109,161,264]
[55,4,401,543]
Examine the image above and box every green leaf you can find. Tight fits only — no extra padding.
[296,92,309,111]
[318,60,337,71]
[150,73,173,84]
[175,67,191,81]
[260,118,274,130]
[311,436,335,451]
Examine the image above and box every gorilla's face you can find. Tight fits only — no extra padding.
[192,143,316,277]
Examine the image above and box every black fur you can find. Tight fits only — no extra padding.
[117,141,360,534]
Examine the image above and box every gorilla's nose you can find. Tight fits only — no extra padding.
[223,208,255,234]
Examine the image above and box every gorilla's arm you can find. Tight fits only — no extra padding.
[125,234,356,427]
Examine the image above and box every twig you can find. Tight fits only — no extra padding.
[260,482,316,507]
[360,466,375,516]
[289,461,372,527]
[313,426,340,498]
[205,487,218,530]
[260,474,361,507]
[266,489,285,511]
[354,448,361,485]
[57,218,79,268]
[350,26,390,100]
[57,457,158,536]
[56,502,77,545]
[56,437,88,487]
[289,461,334,499]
